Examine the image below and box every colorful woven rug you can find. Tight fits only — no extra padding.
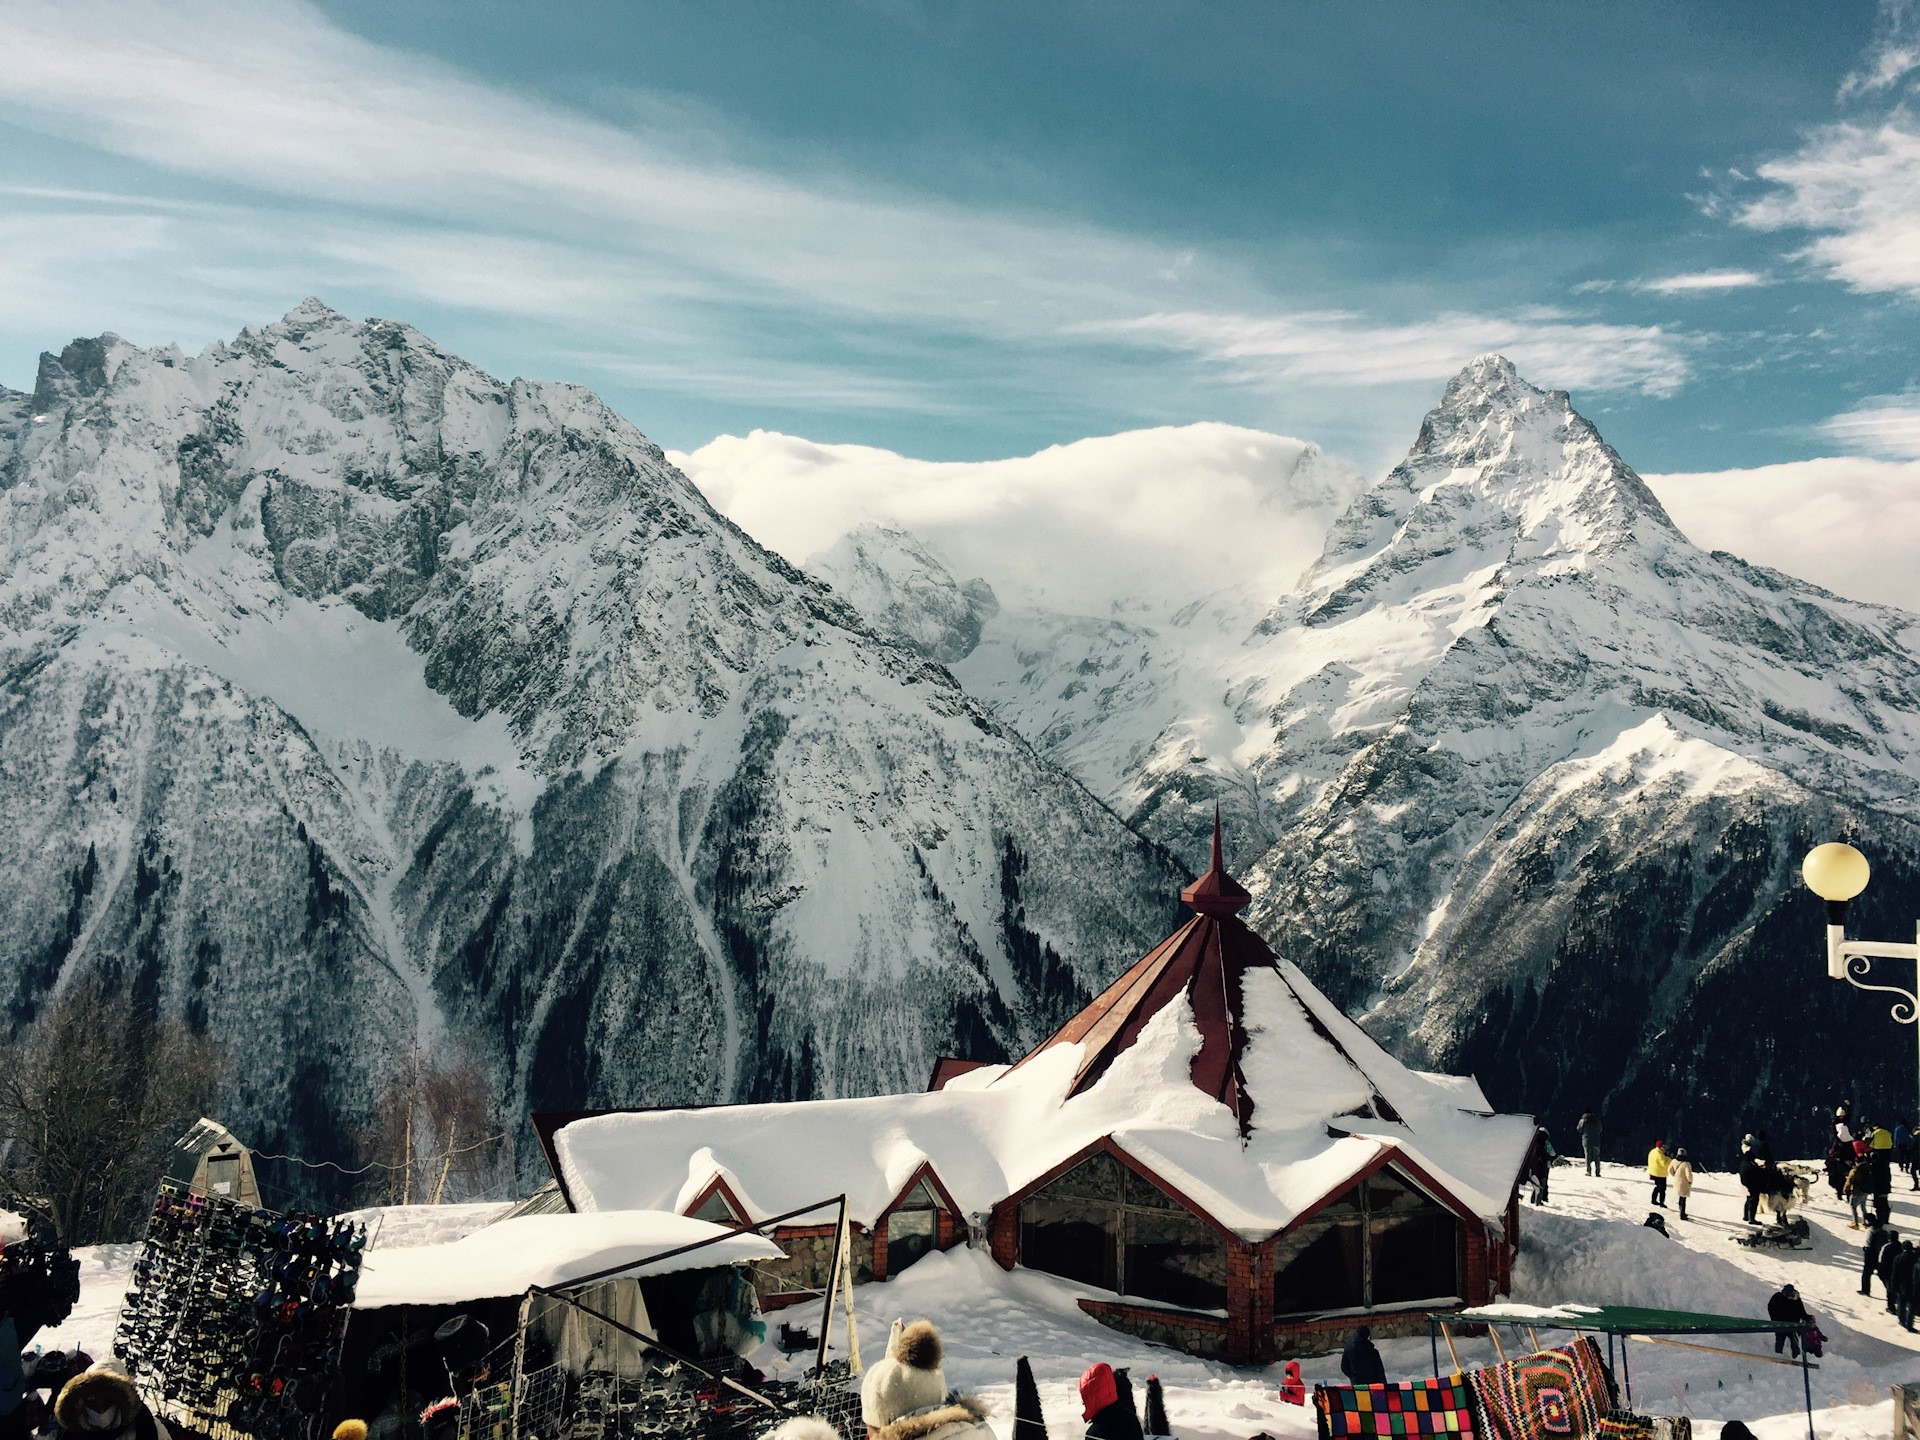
[1469,1338,1614,1440]
[1312,1373,1477,1438]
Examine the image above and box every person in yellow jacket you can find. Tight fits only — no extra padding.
[1648,1140,1671,1209]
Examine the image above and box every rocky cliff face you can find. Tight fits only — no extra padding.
[802,359,1920,1161]
[0,302,1185,1180]
[1233,359,1920,1160]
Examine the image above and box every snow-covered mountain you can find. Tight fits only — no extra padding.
[737,360,1920,1159]
[678,425,1368,864]
[0,301,1186,1176]
[1239,357,1920,1156]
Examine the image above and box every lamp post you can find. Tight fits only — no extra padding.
[1802,841,1920,1130]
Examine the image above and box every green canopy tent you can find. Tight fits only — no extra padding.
[1428,1304,1816,1440]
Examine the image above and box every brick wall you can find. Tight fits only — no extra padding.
[1463,1223,1489,1305]
[1078,1299,1231,1361]
[990,1202,1017,1269]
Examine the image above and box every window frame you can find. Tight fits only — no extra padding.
[1271,1161,1464,1317]
[1014,1143,1232,1313]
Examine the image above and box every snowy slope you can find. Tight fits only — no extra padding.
[1233,358,1920,1159]
[679,427,1366,863]
[0,302,1186,1175]
[716,359,1920,1160]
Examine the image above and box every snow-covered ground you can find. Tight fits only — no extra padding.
[29,1172,1920,1439]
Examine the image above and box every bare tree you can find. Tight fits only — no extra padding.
[0,978,222,1242]
[359,1049,504,1206]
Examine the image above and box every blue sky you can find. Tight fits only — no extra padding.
[3,0,1919,477]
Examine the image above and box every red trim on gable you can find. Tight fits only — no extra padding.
[927,1057,988,1092]
[1276,1144,1486,1239]
[682,1173,752,1226]
[879,1160,963,1221]
[993,1134,1240,1243]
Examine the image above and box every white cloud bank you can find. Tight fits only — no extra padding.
[0,0,1697,419]
[1645,455,1920,614]
[673,424,1366,617]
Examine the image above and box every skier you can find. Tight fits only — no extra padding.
[1669,1147,1694,1221]
[1862,1221,1897,1296]
[1340,1326,1386,1386]
[1766,1284,1807,1357]
[1646,1140,1670,1208]
[1577,1111,1602,1176]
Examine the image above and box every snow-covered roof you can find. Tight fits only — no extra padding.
[351,1210,782,1308]
[554,831,1534,1242]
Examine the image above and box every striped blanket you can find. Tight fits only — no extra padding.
[1312,1374,1477,1438]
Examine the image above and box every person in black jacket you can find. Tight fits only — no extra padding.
[1895,1247,1920,1331]
[1884,1240,1915,1315]
[1738,1141,1766,1226]
[1340,1326,1386,1386]
[1766,1284,1808,1356]
[1864,1223,1897,1296]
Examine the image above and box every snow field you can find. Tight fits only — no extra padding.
[32,1164,1920,1440]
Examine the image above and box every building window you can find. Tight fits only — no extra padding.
[1271,1167,1460,1317]
[886,1178,946,1276]
[1017,1151,1227,1311]
[691,1187,742,1225]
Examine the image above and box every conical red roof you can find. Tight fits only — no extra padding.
[999,810,1400,1136]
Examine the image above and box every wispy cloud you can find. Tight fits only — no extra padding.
[1839,0,1920,100]
[1822,395,1920,459]
[1736,1,1920,297]
[0,0,1701,426]
[1634,270,1769,293]
[1739,114,1920,296]
[1097,309,1695,397]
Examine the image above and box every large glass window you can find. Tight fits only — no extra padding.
[691,1188,742,1225]
[1272,1168,1460,1317]
[886,1179,945,1275]
[1017,1152,1227,1311]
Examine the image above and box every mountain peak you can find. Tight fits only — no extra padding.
[1303,359,1678,616]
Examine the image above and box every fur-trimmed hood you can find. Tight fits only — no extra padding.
[868,1395,991,1440]
[54,1368,142,1433]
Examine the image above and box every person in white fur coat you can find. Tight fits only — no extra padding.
[858,1320,993,1440]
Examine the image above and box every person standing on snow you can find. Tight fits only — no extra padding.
[1871,1124,1896,1224]
[1738,1137,1765,1225]
[1898,1120,1919,1190]
[1844,1153,1872,1229]
[1766,1285,1808,1356]
[1668,1148,1694,1221]
[1340,1326,1387,1386]
[1646,1141,1671,1208]
[1892,1244,1920,1327]
[1881,1239,1913,1314]
[1577,1111,1602,1176]
[1863,1221,1897,1295]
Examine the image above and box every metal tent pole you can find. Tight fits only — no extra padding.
[1430,1320,1439,1378]
[1802,1330,1816,1440]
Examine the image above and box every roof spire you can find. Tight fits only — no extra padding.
[1181,805,1251,916]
